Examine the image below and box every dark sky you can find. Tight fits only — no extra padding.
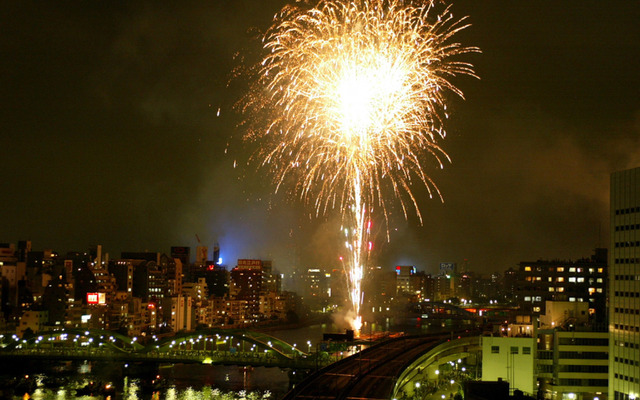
[1,1,639,275]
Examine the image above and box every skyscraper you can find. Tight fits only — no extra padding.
[610,166,640,400]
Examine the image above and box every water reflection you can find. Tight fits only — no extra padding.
[7,318,450,400]
[14,378,276,400]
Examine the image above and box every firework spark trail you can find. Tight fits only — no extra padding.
[243,0,478,331]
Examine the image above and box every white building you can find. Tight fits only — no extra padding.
[482,335,536,395]
[17,310,48,337]
[610,166,640,400]
[163,295,193,332]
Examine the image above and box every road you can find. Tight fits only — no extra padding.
[284,334,448,400]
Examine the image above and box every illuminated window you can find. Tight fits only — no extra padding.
[557,277,565,282]
[569,297,576,302]
[597,288,603,293]
[569,268,576,272]
[569,277,576,283]
[557,287,565,292]
[557,267,564,272]
[549,287,555,292]
[577,277,585,283]
[533,306,541,312]
[588,287,596,294]
[536,276,542,281]
[598,268,603,273]
[524,266,532,271]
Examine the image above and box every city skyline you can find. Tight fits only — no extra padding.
[1,1,639,274]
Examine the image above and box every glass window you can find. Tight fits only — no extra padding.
[510,346,519,354]
[491,346,499,354]
[523,347,531,355]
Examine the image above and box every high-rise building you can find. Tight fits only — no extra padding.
[514,249,608,326]
[230,259,263,322]
[395,265,416,294]
[610,166,640,400]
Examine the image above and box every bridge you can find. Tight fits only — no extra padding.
[283,330,481,400]
[0,328,344,369]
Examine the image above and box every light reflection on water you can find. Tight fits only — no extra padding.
[15,378,276,400]
[9,319,443,400]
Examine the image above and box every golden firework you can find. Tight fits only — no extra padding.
[243,0,478,331]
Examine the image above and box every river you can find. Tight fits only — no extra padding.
[2,317,461,400]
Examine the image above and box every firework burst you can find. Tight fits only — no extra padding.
[242,0,478,331]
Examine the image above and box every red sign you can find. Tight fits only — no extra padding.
[87,293,99,304]
[87,292,106,305]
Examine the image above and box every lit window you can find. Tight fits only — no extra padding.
[549,287,555,292]
[569,277,576,283]
[557,277,565,282]
[557,287,565,292]
[557,267,564,272]
[569,268,576,272]
[577,277,585,283]
[533,306,541,312]
[597,268,603,273]
[569,297,576,302]
[524,266,532,271]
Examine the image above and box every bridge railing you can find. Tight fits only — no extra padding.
[0,345,339,369]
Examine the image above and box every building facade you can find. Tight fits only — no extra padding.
[610,166,640,400]
[515,249,608,326]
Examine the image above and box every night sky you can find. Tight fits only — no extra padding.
[2,1,639,275]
